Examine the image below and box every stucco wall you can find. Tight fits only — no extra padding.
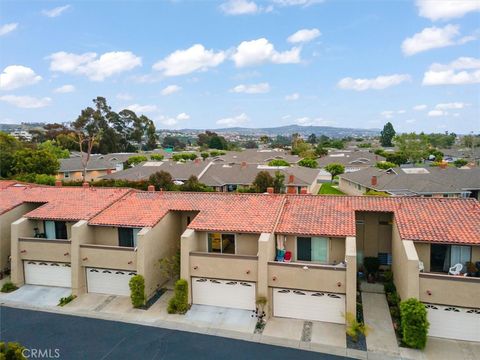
[339,178,366,196]
[355,211,392,263]
[58,170,110,182]
[0,203,37,271]
[11,218,33,285]
[138,212,182,299]
[419,274,480,308]
[180,229,201,303]
[196,232,259,255]
[391,220,419,300]
[414,242,431,272]
[71,220,92,295]
[90,226,118,246]
[189,253,258,282]
[345,236,357,317]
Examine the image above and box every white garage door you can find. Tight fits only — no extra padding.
[192,278,256,310]
[86,268,136,296]
[273,288,345,324]
[24,261,71,288]
[426,304,480,342]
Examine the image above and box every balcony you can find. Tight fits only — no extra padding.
[189,252,258,282]
[80,244,137,271]
[419,272,480,308]
[19,237,71,262]
[268,261,347,293]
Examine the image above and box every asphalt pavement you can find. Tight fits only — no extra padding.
[0,306,351,360]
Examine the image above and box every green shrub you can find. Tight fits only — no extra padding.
[383,270,394,283]
[172,153,197,161]
[1,282,17,293]
[345,312,369,342]
[298,158,318,168]
[167,279,189,314]
[384,281,397,294]
[127,155,148,166]
[387,292,401,307]
[375,161,397,170]
[453,159,468,168]
[200,152,209,160]
[400,298,429,349]
[0,342,26,359]
[58,294,76,306]
[129,275,146,308]
[267,159,290,167]
[150,154,164,161]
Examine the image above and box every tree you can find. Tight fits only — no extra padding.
[315,145,328,157]
[291,140,312,157]
[162,136,185,150]
[38,140,70,159]
[144,117,158,150]
[307,133,317,145]
[252,171,274,192]
[259,135,270,144]
[376,161,397,170]
[71,97,108,182]
[13,148,59,175]
[385,152,408,166]
[126,155,148,167]
[273,171,285,193]
[200,152,209,160]
[149,170,174,190]
[298,158,318,168]
[209,135,228,150]
[330,140,345,149]
[394,133,429,163]
[0,132,22,178]
[324,163,345,182]
[244,140,258,149]
[268,159,290,167]
[380,122,396,147]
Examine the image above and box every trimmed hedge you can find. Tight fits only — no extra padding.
[400,298,429,349]
[129,275,146,308]
[167,279,189,314]
[1,282,17,293]
[0,342,26,359]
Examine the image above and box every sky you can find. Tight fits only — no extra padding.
[0,0,479,134]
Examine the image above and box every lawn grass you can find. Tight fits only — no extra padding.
[318,183,345,195]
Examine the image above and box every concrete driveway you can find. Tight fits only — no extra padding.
[185,304,257,333]
[1,285,71,307]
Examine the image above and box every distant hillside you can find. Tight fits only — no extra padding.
[179,125,380,138]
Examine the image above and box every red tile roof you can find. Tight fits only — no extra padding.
[89,191,286,233]
[1,181,479,244]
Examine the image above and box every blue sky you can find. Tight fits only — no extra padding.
[1,0,479,133]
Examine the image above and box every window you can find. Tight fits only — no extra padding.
[64,172,70,179]
[226,184,237,192]
[430,244,471,272]
[207,233,235,254]
[44,221,67,239]
[297,237,329,263]
[118,228,141,247]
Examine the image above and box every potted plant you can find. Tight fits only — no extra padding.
[465,262,477,277]
[363,257,380,283]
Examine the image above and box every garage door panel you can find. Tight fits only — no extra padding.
[426,304,480,342]
[24,261,71,288]
[273,288,345,324]
[192,278,256,310]
[86,268,135,296]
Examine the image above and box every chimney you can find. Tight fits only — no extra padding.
[288,174,295,184]
[55,180,62,187]
[266,187,274,194]
[147,185,155,191]
[300,188,307,195]
[82,182,89,188]
[287,186,296,194]
[241,161,247,168]
[439,161,447,169]
[371,176,377,186]
[194,158,201,164]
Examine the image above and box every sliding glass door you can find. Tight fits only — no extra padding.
[297,237,328,263]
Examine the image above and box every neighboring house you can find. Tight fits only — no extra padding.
[2,182,479,342]
[210,149,301,165]
[316,150,385,181]
[57,153,137,181]
[200,162,321,194]
[440,148,480,166]
[339,166,480,199]
[99,160,210,183]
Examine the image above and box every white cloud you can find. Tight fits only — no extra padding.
[220,0,260,15]
[153,44,225,77]
[53,84,75,93]
[285,92,300,101]
[116,93,133,101]
[422,57,480,85]
[0,65,42,90]
[42,5,71,18]
[157,113,190,127]
[413,104,427,111]
[161,85,182,96]
[287,28,321,43]
[416,0,480,21]
[0,23,18,36]
[428,110,445,117]
[402,25,463,56]
[125,104,158,113]
[381,111,395,119]
[232,38,301,67]
[48,51,141,81]
[397,109,406,114]
[435,102,468,110]
[406,119,416,124]
[294,116,334,126]
[230,82,270,94]
[337,74,411,91]
[216,113,249,127]
[0,95,51,108]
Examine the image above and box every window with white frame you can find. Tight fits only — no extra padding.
[207,233,235,254]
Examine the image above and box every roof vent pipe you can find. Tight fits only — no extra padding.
[55,180,62,187]
[147,185,155,191]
